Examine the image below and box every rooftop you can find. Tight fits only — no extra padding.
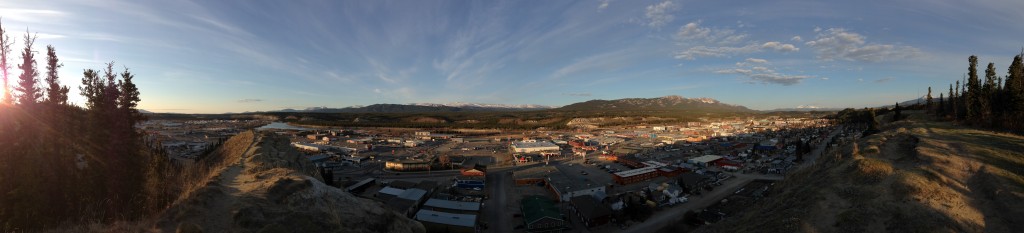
[423,198,481,212]
[511,140,559,149]
[415,209,477,227]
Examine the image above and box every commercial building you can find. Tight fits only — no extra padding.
[459,163,487,177]
[385,156,436,171]
[511,140,560,153]
[612,167,660,185]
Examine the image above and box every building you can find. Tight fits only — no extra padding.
[688,155,723,167]
[459,163,487,177]
[422,198,481,214]
[515,166,606,202]
[569,195,613,228]
[386,188,429,217]
[386,157,436,171]
[521,196,566,232]
[415,209,477,233]
[612,167,660,185]
[511,140,560,153]
[454,177,485,189]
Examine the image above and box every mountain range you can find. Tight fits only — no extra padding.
[258,95,753,114]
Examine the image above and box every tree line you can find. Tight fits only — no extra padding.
[925,54,1024,132]
[0,20,169,230]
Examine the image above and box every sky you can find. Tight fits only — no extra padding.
[1,0,1023,113]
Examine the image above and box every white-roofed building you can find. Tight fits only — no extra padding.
[510,140,560,153]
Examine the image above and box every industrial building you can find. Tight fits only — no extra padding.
[510,140,560,153]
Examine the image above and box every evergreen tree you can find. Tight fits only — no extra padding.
[43,45,68,106]
[948,84,955,117]
[982,62,997,124]
[954,81,961,121]
[926,87,933,112]
[966,56,981,123]
[938,93,945,116]
[892,103,902,122]
[14,30,40,106]
[0,18,12,105]
[1007,55,1024,129]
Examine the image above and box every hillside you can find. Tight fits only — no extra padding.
[556,95,753,113]
[155,131,424,233]
[693,111,1024,233]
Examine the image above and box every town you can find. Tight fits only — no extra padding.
[142,114,848,233]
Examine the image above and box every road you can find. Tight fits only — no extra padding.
[484,171,512,233]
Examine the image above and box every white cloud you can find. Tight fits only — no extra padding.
[745,58,768,64]
[716,60,813,85]
[761,41,799,52]
[674,21,800,60]
[791,36,802,42]
[598,0,610,10]
[805,28,921,62]
[874,77,894,83]
[675,44,760,60]
[645,1,678,28]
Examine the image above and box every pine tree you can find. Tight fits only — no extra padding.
[938,93,945,116]
[43,45,68,106]
[982,62,997,125]
[892,103,902,122]
[0,18,12,105]
[966,56,981,123]
[948,84,955,117]
[954,81,961,121]
[14,30,39,106]
[1007,55,1024,128]
[926,87,933,112]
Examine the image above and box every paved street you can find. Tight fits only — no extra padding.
[484,171,512,233]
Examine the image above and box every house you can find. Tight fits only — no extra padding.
[415,209,477,233]
[460,163,487,177]
[569,195,613,228]
[521,196,566,232]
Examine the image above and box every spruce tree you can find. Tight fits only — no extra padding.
[926,87,933,112]
[43,45,68,106]
[966,56,981,123]
[14,30,39,106]
[892,103,902,121]
[982,62,997,124]
[938,93,945,117]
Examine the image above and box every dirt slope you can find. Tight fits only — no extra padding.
[155,132,424,233]
[695,112,1024,233]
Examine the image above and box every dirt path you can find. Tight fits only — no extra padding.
[201,133,263,232]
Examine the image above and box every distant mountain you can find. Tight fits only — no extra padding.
[769,105,842,112]
[555,95,753,113]
[268,103,552,113]
[410,102,556,110]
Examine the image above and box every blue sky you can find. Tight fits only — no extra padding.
[1,0,1022,113]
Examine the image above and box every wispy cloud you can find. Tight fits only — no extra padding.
[237,98,264,103]
[805,28,921,62]
[563,92,592,97]
[645,0,678,28]
[674,21,799,60]
[716,58,813,85]
[598,0,610,10]
[874,77,894,83]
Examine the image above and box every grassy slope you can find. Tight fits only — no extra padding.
[696,111,1024,233]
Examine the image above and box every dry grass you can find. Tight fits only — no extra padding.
[696,111,1024,233]
[851,158,893,184]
